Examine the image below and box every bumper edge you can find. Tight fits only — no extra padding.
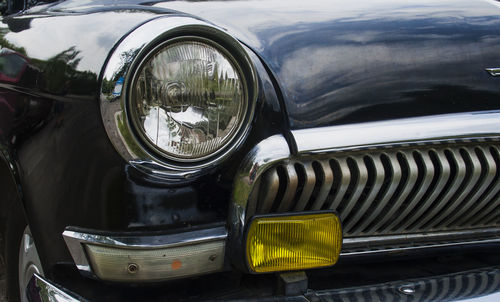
[27,274,84,302]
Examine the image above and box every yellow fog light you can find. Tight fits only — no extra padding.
[246,212,342,273]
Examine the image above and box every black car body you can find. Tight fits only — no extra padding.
[1,0,500,301]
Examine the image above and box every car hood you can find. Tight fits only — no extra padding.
[152,0,500,129]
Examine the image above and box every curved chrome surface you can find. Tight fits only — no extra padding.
[100,16,258,180]
[229,134,291,255]
[62,226,227,275]
[231,111,500,257]
[486,68,500,77]
[26,274,81,302]
[252,143,500,237]
[316,266,500,302]
[19,226,44,302]
[292,111,500,154]
[342,228,500,255]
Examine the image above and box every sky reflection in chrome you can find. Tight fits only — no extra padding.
[132,41,244,160]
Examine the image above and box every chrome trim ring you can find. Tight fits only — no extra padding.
[127,36,250,163]
[100,16,258,180]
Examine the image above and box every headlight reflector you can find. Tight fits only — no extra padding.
[130,40,247,161]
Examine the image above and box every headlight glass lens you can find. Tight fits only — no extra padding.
[130,40,246,161]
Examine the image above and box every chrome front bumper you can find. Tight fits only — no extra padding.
[27,266,500,302]
[27,274,83,302]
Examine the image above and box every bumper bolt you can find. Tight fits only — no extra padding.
[127,263,139,274]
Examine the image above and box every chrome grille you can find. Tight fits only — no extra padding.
[247,143,500,237]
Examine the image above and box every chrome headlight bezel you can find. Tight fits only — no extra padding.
[100,18,258,180]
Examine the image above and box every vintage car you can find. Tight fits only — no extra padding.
[1,0,500,301]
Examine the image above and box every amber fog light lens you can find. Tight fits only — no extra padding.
[246,213,342,273]
[130,40,247,161]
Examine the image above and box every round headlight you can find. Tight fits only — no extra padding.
[129,39,248,162]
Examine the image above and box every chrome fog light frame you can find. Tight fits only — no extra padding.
[100,16,258,180]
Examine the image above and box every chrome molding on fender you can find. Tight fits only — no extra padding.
[63,226,227,282]
[486,67,500,76]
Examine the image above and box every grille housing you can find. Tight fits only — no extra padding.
[246,141,500,241]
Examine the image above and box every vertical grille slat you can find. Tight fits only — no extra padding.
[355,154,401,234]
[340,156,368,221]
[277,164,298,212]
[430,148,482,229]
[248,142,500,241]
[481,202,500,225]
[424,148,469,229]
[369,153,404,233]
[412,149,460,230]
[294,162,316,211]
[345,156,385,234]
[456,146,500,226]
[471,194,500,226]
[388,151,435,232]
[445,147,497,227]
[400,149,451,231]
[256,169,279,214]
[328,158,351,211]
[310,160,334,210]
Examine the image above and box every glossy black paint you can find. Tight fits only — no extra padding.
[0,9,160,275]
[154,0,500,129]
[1,0,500,300]
[0,1,286,277]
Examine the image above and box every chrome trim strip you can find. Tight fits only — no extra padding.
[100,16,258,180]
[229,134,290,264]
[62,226,227,276]
[27,274,82,302]
[292,111,500,154]
[342,237,500,257]
[342,227,500,251]
[486,67,500,76]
